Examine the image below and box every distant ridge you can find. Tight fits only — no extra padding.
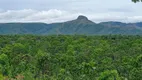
[0,15,142,35]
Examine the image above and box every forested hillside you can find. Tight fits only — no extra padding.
[0,35,142,80]
[0,16,142,35]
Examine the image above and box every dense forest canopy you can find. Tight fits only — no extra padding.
[0,0,142,80]
[0,35,142,80]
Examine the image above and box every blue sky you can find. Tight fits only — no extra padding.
[0,0,142,23]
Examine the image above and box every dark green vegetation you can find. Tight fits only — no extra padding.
[132,0,142,3]
[0,35,142,80]
[0,16,142,35]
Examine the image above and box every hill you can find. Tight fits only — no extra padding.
[0,15,142,35]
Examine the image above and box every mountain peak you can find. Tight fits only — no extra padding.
[77,15,88,20]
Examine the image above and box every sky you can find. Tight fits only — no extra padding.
[0,0,142,23]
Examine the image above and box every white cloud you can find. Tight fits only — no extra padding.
[0,9,83,23]
[0,9,142,23]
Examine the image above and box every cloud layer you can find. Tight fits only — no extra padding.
[0,9,81,23]
[0,0,142,23]
[0,9,142,23]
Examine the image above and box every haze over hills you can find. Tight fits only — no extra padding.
[0,15,142,35]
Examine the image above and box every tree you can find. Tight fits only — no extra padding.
[132,0,142,3]
[98,70,121,80]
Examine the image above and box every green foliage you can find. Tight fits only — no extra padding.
[0,73,5,80]
[0,35,141,80]
[132,0,142,3]
[98,70,121,80]
[22,71,34,80]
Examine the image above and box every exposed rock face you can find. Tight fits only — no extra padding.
[77,15,88,20]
